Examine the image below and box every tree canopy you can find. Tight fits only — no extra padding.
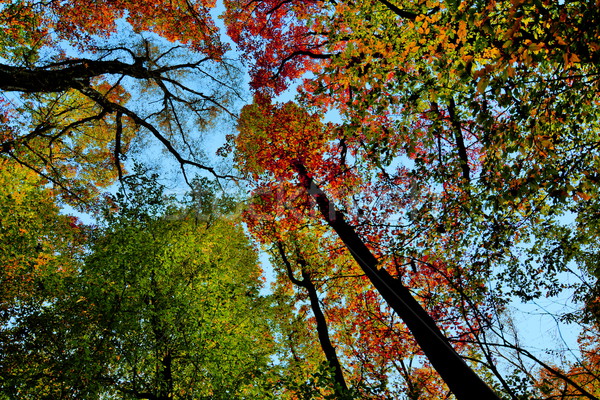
[0,0,241,208]
[2,0,600,399]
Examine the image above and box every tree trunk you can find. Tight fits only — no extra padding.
[293,162,500,400]
[277,242,350,398]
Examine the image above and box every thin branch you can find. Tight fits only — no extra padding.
[276,241,306,287]
[5,151,87,206]
[272,49,333,81]
[114,111,124,181]
[76,84,240,181]
[377,0,418,20]
[463,340,600,400]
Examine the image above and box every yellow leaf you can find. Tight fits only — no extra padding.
[458,20,467,42]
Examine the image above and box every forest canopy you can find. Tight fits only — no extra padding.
[1,0,600,399]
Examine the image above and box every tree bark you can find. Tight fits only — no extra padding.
[448,97,471,183]
[293,161,500,400]
[0,56,208,93]
[0,60,151,92]
[277,242,350,398]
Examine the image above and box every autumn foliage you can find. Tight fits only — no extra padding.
[2,0,600,399]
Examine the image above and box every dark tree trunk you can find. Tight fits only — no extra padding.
[293,162,500,400]
[277,242,350,398]
[0,60,153,92]
[448,97,471,183]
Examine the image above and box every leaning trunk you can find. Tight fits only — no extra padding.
[293,162,500,400]
[277,242,350,398]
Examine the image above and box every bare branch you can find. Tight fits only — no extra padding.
[76,84,240,181]
[114,111,124,181]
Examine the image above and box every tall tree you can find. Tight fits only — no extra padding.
[275,240,350,399]
[235,98,499,399]
[225,0,600,398]
[1,174,278,399]
[0,159,87,398]
[244,176,454,398]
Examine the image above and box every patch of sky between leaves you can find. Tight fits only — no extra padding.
[488,210,584,365]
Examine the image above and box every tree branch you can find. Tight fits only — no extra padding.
[114,111,124,181]
[377,0,418,20]
[291,160,501,400]
[75,84,240,181]
[447,97,471,183]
